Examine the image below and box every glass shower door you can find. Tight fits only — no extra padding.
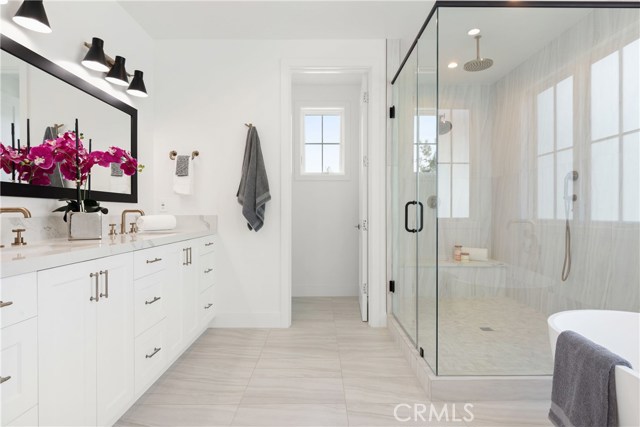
[416,14,439,373]
[391,49,419,343]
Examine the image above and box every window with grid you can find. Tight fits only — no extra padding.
[589,38,639,222]
[536,75,575,220]
[300,109,344,175]
[415,109,470,218]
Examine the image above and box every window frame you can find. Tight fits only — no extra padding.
[297,106,348,180]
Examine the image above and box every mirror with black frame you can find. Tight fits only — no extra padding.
[0,35,137,203]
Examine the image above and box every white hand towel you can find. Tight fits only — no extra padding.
[461,247,489,261]
[173,157,194,195]
[137,215,177,231]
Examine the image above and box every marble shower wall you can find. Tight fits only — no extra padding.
[490,8,640,315]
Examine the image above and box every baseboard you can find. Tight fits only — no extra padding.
[292,284,358,297]
[387,317,552,402]
[209,311,283,328]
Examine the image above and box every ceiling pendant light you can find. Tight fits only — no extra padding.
[13,0,52,33]
[105,56,129,86]
[81,37,109,72]
[126,70,148,98]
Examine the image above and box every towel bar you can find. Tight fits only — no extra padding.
[169,150,199,160]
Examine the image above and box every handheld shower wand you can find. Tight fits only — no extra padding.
[562,171,578,281]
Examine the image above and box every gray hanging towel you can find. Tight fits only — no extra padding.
[175,155,190,177]
[237,126,271,231]
[43,126,64,187]
[549,330,632,427]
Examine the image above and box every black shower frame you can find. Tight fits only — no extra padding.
[390,0,640,85]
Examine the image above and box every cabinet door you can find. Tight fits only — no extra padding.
[1,318,38,426]
[38,260,97,427]
[96,253,134,426]
[181,245,199,341]
[163,246,183,360]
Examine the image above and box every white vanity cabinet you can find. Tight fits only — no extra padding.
[37,253,134,427]
[1,232,216,427]
[1,272,38,426]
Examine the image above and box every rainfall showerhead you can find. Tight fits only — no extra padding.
[438,115,452,135]
[464,35,494,72]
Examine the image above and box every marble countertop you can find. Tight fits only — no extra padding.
[0,215,217,278]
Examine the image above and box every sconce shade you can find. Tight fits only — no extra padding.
[127,70,148,98]
[13,0,52,33]
[81,37,109,72]
[105,56,129,86]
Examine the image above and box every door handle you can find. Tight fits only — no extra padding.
[404,201,417,233]
[99,270,109,298]
[188,247,192,265]
[183,248,188,266]
[0,375,11,384]
[146,257,162,264]
[204,268,213,274]
[417,201,424,232]
[0,301,13,308]
[204,303,213,309]
[89,272,100,302]
[354,224,361,230]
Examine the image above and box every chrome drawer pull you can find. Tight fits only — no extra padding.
[145,347,161,359]
[204,303,213,310]
[205,242,214,247]
[0,375,11,384]
[145,296,161,305]
[0,301,13,308]
[204,268,213,274]
[146,257,162,264]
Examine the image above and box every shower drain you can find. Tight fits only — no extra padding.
[480,327,495,331]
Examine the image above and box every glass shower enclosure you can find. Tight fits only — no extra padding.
[390,1,640,376]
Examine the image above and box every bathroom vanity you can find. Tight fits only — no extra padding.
[0,228,216,426]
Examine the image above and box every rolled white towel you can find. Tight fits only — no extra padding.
[137,215,177,231]
[462,247,489,261]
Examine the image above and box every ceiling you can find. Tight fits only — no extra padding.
[118,1,432,40]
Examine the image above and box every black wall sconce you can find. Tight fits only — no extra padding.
[82,39,148,98]
[13,0,52,33]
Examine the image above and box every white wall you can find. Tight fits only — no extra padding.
[291,83,360,297]
[0,0,154,216]
[152,39,386,327]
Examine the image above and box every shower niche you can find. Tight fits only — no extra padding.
[389,2,640,376]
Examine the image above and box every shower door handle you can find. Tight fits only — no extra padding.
[404,201,417,233]
[417,201,424,232]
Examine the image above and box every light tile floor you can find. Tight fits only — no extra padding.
[117,297,551,426]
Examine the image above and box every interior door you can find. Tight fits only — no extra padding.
[358,75,369,322]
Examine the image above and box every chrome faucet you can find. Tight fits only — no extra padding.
[1,207,32,248]
[120,209,145,234]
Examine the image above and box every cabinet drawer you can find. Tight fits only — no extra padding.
[134,246,168,280]
[0,273,37,329]
[199,285,216,326]
[134,319,166,395]
[199,252,215,293]
[199,236,216,255]
[1,318,38,426]
[134,271,167,336]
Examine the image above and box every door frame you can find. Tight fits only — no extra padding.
[280,58,387,327]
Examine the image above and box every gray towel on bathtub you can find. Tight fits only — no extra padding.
[549,330,632,427]
[236,126,270,232]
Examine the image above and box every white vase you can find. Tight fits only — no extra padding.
[68,212,102,241]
